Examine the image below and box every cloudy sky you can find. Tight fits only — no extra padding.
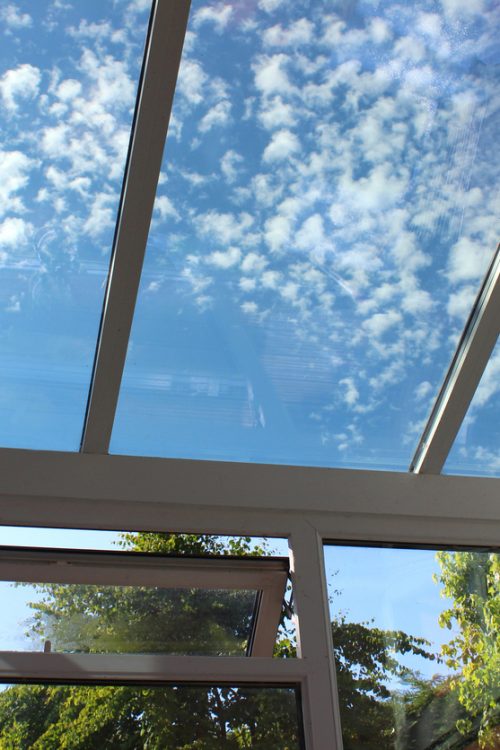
[0,0,499,473]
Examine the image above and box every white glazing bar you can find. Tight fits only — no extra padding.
[0,652,307,684]
[81,0,191,454]
[289,523,343,750]
[411,243,500,474]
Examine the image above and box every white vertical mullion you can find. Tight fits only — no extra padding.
[81,0,191,454]
[289,523,343,750]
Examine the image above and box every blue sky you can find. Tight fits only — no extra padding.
[0,0,499,470]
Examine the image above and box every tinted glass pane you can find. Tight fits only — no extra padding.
[0,684,303,749]
[0,0,150,449]
[0,581,256,656]
[324,545,500,749]
[112,0,499,469]
[445,339,500,476]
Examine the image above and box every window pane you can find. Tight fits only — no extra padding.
[0,581,257,656]
[323,544,500,749]
[0,0,150,450]
[0,527,288,556]
[112,0,499,470]
[0,684,303,749]
[445,339,500,476]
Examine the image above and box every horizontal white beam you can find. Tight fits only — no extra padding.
[0,547,287,590]
[0,449,499,546]
[0,652,306,684]
[411,244,500,474]
[81,0,191,454]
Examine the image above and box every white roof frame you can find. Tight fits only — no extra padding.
[0,448,499,546]
[81,0,191,454]
[411,244,500,474]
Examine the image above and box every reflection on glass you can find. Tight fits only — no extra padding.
[113,0,499,469]
[323,545,500,749]
[0,684,303,749]
[445,339,500,477]
[0,581,256,656]
[0,0,150,450]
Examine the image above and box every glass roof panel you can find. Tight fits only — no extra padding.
[0,0,150,450]
[444,338,500,476]
[112,0,499,468]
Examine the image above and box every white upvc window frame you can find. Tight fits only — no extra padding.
[0,450,499,749]
[0,546,288,658]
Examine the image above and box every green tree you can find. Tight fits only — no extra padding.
[435,551,500,749]
[330,617,437,749]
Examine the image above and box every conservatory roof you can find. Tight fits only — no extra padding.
[0,0,498,477]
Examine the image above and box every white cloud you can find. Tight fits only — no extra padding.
[5,294,21,313]
[241,301,258,314]
[441,0,484,18]
[0,63,41,112]
[295,214,326,254]
[447,285,476,319]
[0,216,32,248]
[401,286,434,315]
[241,252,268,274]
[473,348,500,408]
[471,447,500,474]
[447,237,491,284]
[128,0,151,12]
[221,150,243,184]
[339,164,407,213]
[258,0,285,11]
[340,377,359,407]
[193,4,233,32]
[240,277,256,292]
[56,78,82,101]
[263,18,314,47]
[263,128,300,162]
[68,20,115,42]
[281,281,300,302]
[199,99,231,133]
[206,246,241,269]
[176,59,207,105]
[264,214,292,253]
[0,4,32,29]
[0,149,33,217]
[261,270,281,289]
[258,96,295,130]
[369,17,391,44]
[154,195,179,222]
[417,12,442,38]
[363,310,402,338]
[83,192,116,239]
[196,211,253,245]
[415,381,433,401]
[79,49,135,109]
[182,266,212,295]
[253,54,293,97]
